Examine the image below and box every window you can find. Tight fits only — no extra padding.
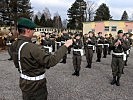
[104,26,109,31]
[92,29,95,32]
[128,29,132,33]
[111,26,117,31]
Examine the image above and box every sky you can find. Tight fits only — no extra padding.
[30,0,133,20]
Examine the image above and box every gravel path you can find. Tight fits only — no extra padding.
[0,49,133,100]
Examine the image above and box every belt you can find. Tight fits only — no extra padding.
[104,44,109,47]
[20,73,45,81]
[61,41,65,43]
[112,52,124,56]
[97,44,104,48]
[87,45,95,50]
[73,49,84,56]
[6,42,12,46]
[56,42,61,46]
[44,46,52,52]
[88,44,94,46]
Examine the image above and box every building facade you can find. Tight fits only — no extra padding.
[83,20,133,36]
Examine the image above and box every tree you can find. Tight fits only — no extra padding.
[43,8,51,20]
[34,15,40,26]
[53,12,62,29]
[0,0,33,27]
[85,0,96,21]
[67,0,87,29]
[40,14,46,27]
[94,3,111,21]
[62,19,67,28]
[0,0,11,26]
[45,18,53,27]
[121,11,128,21]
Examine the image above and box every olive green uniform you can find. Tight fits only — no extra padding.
[72,39,83,76]
[43,37,53,53]
[96,36,104,62]
[111,38,128,80]
[84,37,95,68]
[103,38,110,58]
[60,33,70,63]
[10,35,68,100]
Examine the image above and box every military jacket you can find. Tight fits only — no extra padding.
[85,37,95,49]
[10,35,68,92]
[112,38,128,53]
[72,39,83,56]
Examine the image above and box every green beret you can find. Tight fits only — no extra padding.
[117,30,123,34]
[88,31,93,34]
[17,18,36,29]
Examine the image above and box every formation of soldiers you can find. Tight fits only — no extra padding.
[30,30,133,84]
[6,28,133,87]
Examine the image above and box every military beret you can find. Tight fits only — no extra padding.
[98,32,102,34]
[75,33,81,37]
[88,31,93,34]
[17,18,36,29]
[117,30,123,34]
[123,33,127,36]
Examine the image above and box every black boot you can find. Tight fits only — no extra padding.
[111,76,116,85]
[8,57,12,61]
[96,59,101,62]
[103,55,106,58]
[85,64,89,68]
[125,61,127,66]
[116,77,120,86]
[122,69,124,74]
[76,71,79,76]
[60,59,66,64]
[88,64,91,68]
[72,71,77,76]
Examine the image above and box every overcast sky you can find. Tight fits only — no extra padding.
[30,0,133,20]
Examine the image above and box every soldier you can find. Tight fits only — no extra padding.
[122,33,130,67]
[103,34,109,58]
[110,30,128,86]
[50,32,56,52]
[10,18,73,100]
[96,32,104,62]
[108,33,114,55]
[7,31,15,60]
[72,34,83,76]
[43,33,53,53]
[84,31,96,68]
[60,30,71,64]
[55,34,62,50]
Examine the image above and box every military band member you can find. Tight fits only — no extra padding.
[60,31,70,63]
[10,18,73,100]
[50,33,56,52]
[72,34,83,76]
[103,34,109,58]
[55,34,62,50]
[110,30,128,86]
[43,33,53,53]
[96,32,104,62]
[108,33,114,55]
[85,31,96,68]
[122,33,130,67]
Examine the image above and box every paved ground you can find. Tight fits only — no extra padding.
[0,49,133,100]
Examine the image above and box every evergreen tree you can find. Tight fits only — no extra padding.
[121,11,128,20]
[94,3,111,21]
[34,15,40,26]
[53,12,62,29]
[0,0,33,27]
[40,14,46,27]
[45,18,53,27]
[67,0,86,29]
